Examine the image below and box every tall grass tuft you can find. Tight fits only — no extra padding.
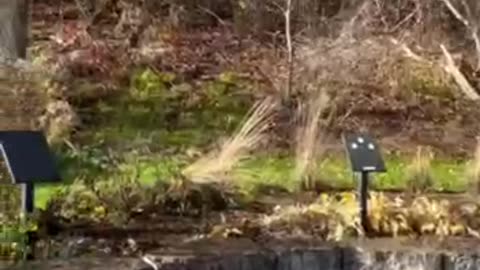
[293,89,330,191]
[405,146,434,193]
[183,97,278,183]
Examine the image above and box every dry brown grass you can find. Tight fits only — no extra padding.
[405,146,435,193]
[182,97,278,183]
[465,138,480,195]
[293,89,330,190]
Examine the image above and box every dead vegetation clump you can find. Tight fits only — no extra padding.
[259,192,479,241]
[261,192,362,241]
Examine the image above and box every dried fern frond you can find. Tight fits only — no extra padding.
[183,97,278,183]
[293,89,330,189]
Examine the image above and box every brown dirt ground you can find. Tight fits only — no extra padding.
[22,1,480,160]
[329,88,480,159]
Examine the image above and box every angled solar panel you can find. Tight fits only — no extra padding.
[0,131,61,184]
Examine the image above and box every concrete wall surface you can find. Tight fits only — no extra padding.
[7,244,480,270]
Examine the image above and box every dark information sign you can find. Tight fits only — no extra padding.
[343,133,386,173]
[0,131,61,184]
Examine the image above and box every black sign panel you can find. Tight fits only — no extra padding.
[343,133,386,173]
[0,131,61,184]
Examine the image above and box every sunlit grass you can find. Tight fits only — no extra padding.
[33,152,469,210]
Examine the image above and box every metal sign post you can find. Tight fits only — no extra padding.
[343,133,386,235]
[21,184,34,214]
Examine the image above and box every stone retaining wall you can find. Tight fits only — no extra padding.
[8,243,480,270]
[148,247,479,270]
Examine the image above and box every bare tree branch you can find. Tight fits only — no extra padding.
[198,5,228,27]
[440,0,480,70]
[441,0,470,27]
[284,0,293,100]
[268,0,294,101]
[389,5,420,33]
[440,44,480,100]
[390,38,429,63]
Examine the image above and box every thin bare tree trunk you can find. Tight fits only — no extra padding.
[285,0,293,101]
[0,0,29,62]
[0,0,31,130]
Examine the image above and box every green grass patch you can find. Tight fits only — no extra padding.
[33,153,469,210]
[82,68,254,153]
[232,154,467,193]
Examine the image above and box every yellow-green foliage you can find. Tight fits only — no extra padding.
[49,183,107,223]
[46,173,155,226]
[0,158,22,225]
[130,68,175,101]
[0,228,28,262]
[0,185,21,224]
